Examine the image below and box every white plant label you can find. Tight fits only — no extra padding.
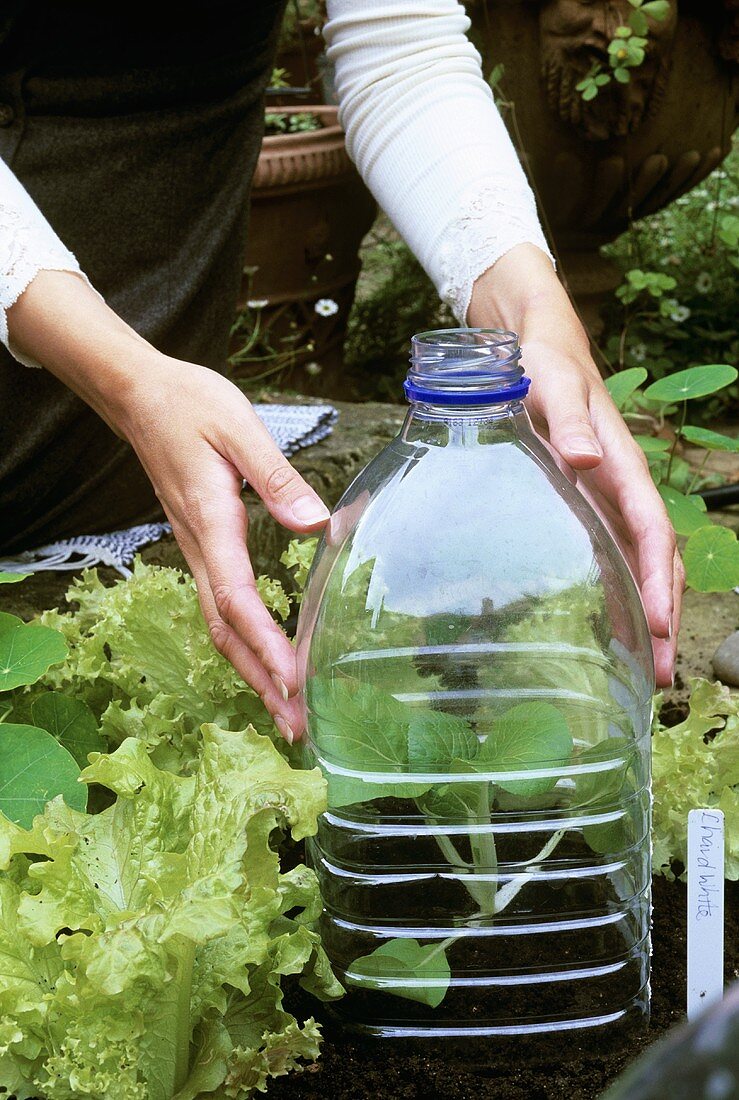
[687,808,724,1021]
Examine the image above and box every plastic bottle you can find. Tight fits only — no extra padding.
[297,328,654,1043]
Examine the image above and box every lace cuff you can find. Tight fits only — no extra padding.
[0,203,92,369]
[437,180,555,323]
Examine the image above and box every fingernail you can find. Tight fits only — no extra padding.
[291,495,330,524]
[667,613,673,640]
[571,437,602,458]
[275,716,294,745]
[271,672,290,702]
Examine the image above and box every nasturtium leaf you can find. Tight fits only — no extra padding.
[633,434,670,453]
[31,692,106,767]
[643,364,738,403]
[658,485,710,537]
[0,723,86,827]
[346,938,450,1008]
[469,702,573,797]
[684,525,739,592]
[680,425,739,453]
[605,367,647,410]
[0,612,68,691]
[0,572,28,585]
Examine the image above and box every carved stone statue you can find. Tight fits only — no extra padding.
[468,0,739,331]
[539,0,678,141]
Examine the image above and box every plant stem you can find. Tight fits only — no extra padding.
[171,937,196,1095]
[686,449,711,496]
[664,399,687,487]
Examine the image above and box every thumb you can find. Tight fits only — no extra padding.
[222,409,330,531]
[530,370,603,471]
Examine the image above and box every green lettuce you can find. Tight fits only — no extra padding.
[0,723,341,1100]
[652,678,739,879]
[34,562,289,772]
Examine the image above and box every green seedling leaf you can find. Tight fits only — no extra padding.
[417,781,488,823]
[469,702,573,798]
[573,737,634,808]
[680,426,739,453]
[658,485,710,537]
[684,525,739,592]
[0,723,86,826]
[643,364,738,403]
[0,572,28,585]
[0,612,68,691]
[605,367,648,410]
[31,692,106,767]
[641,0,671,19]
[633,434,670,454]
[408,709,479,772]
[309,678,437,806]
[346,938,450,1008]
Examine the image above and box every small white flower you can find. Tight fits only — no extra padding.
[247,298,269,310]
[314,297,339,317]
[669,304,691,323]
[305,361,322,376]
[631,343,648,362]
[695,272,712,294]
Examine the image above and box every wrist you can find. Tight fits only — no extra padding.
[7,269,162,437]
[467,244,590,360]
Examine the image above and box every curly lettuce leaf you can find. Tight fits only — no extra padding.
[653,678,739,879]
[36,562,281,772]
[0,724,338,1099]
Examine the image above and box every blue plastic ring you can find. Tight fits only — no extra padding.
[403,376,531,406]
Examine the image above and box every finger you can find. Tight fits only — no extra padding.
[177,524,305,739]
[212,404,330,532]
[526,354,603,470]
[183,458,302,696]
[653,548,685,688]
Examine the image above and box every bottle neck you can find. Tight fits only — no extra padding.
[401,397,532,444]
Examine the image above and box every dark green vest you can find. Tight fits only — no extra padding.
[0,1,284,551]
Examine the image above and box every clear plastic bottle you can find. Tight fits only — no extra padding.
[297,329,654,1044]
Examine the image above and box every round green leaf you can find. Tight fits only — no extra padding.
[658,486,709,537]
[0,723,86,827]
[0,572,29,585]
[643,365,738,403]
[347,938,450,1008]
[680,426,739,454]
[633,434,670,453]
[31,692,106,767]
[605,367,648,410]
[683,525,739,592]
[0,612,68,691]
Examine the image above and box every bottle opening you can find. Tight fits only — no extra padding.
[405,328,530,406]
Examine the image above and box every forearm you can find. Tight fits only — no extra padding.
[6,269,159,437]
[325,0,553,322]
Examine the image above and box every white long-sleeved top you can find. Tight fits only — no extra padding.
[0,0,552,366]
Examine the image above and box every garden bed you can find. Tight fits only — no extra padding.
[267,875,739,1100]
[1,398,736,1100]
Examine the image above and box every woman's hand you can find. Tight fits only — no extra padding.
[7,271,330,740]
[120,357,330,741]
[468,245,683,687]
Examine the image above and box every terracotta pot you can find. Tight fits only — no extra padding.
[471,1,739,335]
[236,105,376,395]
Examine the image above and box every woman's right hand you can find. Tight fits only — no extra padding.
[121,355,330,743]
[8,271,330,742]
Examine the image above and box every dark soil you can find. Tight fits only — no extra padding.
[270,876,739,1100]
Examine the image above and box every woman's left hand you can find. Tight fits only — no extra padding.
[468,244,684,688]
